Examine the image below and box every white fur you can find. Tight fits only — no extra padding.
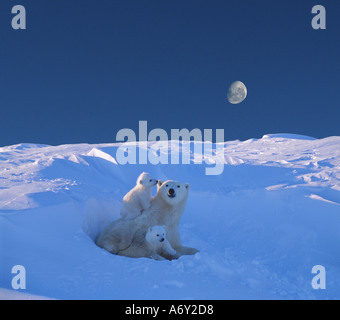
[120,172,158,221]
[146,226,176,260]
[116,225,176,260]
[97,180,199,258]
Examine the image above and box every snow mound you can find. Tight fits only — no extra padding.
[86,148,118,165]
[1,134,340,299]
[262,133,316,140]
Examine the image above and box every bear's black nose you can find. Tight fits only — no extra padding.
[160,238,164,242]
[168,188,175,195]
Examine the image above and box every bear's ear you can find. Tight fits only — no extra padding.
[185,183,190,190]
[137,172,147,184]
[156,180,164,193]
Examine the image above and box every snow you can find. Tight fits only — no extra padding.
[262,133,317,141]
[1,134,340,300]
[0,288,54,300]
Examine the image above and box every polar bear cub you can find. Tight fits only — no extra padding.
[146,225,177,260]
[120,172,158,221]
[117,225,177,260]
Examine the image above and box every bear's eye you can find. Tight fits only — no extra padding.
[156,234,159,237]
[177,185,180,188]
[149,179,152,182]
[166,184,168,187]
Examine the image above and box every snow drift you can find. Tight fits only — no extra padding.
[0,134,340,299]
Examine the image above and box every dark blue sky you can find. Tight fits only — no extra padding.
[0,0,339,146]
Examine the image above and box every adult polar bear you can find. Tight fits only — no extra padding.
[96,180,198,258]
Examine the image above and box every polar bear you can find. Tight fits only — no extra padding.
[117,225,177,260]
[96,180,199,258]
[120,172,158,221]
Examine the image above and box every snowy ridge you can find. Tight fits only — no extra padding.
[1,134,340,299]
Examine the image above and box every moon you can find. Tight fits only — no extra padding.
[227,81,247,104]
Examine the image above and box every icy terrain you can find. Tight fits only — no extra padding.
[1,134,340,300]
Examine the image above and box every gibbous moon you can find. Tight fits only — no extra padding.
[227,81,247,104]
